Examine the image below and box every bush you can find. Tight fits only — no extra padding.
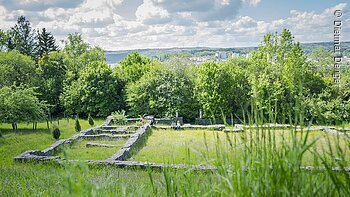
[75,117,81,132]
[88,113,94,126]
[52,125,60,140]
[111,110,128,125]
[0,130,2,138]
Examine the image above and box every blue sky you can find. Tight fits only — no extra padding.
[0,0,349,50]
[240,0,349,21]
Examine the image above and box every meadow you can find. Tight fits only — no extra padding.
[1,119,350,196]
[132,128,350,166]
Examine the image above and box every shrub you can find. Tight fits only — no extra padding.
[111,110,128,125]
[52,125,60,140]
[88,113,94,126]
[75,117,81,132]
[0,130,2,138]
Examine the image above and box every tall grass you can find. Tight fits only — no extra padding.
[141,87,350,196]
[1,109,349,195]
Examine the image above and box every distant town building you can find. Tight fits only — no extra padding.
[215,52,227,61]
[343,56,350,65]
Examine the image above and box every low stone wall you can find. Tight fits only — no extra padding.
[15,118,115,161]
[80,134,131,140]
[108,123,151,161]
[14,118,350,172]
[86,142,117,148]
[155,117,183,125]
[153,124,225,131]
[195,118,236,125]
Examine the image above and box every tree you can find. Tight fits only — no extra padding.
[195,62,235,119]
[37,28,58,58]
[0,29,8,51]
[119,51,153,83]
[248,29,327,123]
[88,113,94,126]
[63,33,89,58]
[0,51,37,87]
[62,33,105,85]
[52,125,61,140]
[61,80,81,115]
[127,66,199,119]
[37,51,66,115]
[0,86,46,130]
[75,116,81,132]
[7,16,37,58]
[61,61,123,117]
[308,48,333,78]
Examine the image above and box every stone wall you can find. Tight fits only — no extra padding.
[155,117,183,125]
[108,123,151,161]
[14,117,350,171]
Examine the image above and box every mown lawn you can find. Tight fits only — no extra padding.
[132,128,350,166]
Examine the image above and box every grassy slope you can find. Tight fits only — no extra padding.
[0,119,104,165]
[0,119,164,196]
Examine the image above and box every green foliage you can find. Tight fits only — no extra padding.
[308,48,334,78]
[111,110,128,125]
[127,66,199,119]
[88,113,94,126]
[0,51,37,87]
[0,86,46,130]
[119,51,153,83]
[36,28,58,58]
[0,29,8,51]
[63,33,89,58]
[37,51,66,115]
[61,61,123,116]
[7,16,37,58]
[62,33,105,84]
[52,125,60,140]
[247,29,328,123]
[60,80,81,115]
[75,117,81,132]
[196,62,234,118]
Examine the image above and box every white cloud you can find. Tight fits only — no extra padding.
[0,1,349,50]
[150,0,242,21]
[136,0,171,24]
[243,0,261,7]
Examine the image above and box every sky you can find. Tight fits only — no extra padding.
[0,0,349,50]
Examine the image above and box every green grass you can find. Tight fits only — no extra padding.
[132,128,350,166]
[1,119,350,196]
[0,118,165,196]
[57,139,127,160]
[0,119,104,166]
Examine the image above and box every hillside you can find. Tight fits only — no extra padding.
[105,41,350,64]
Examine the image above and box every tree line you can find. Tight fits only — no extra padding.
[0,16,349,129]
